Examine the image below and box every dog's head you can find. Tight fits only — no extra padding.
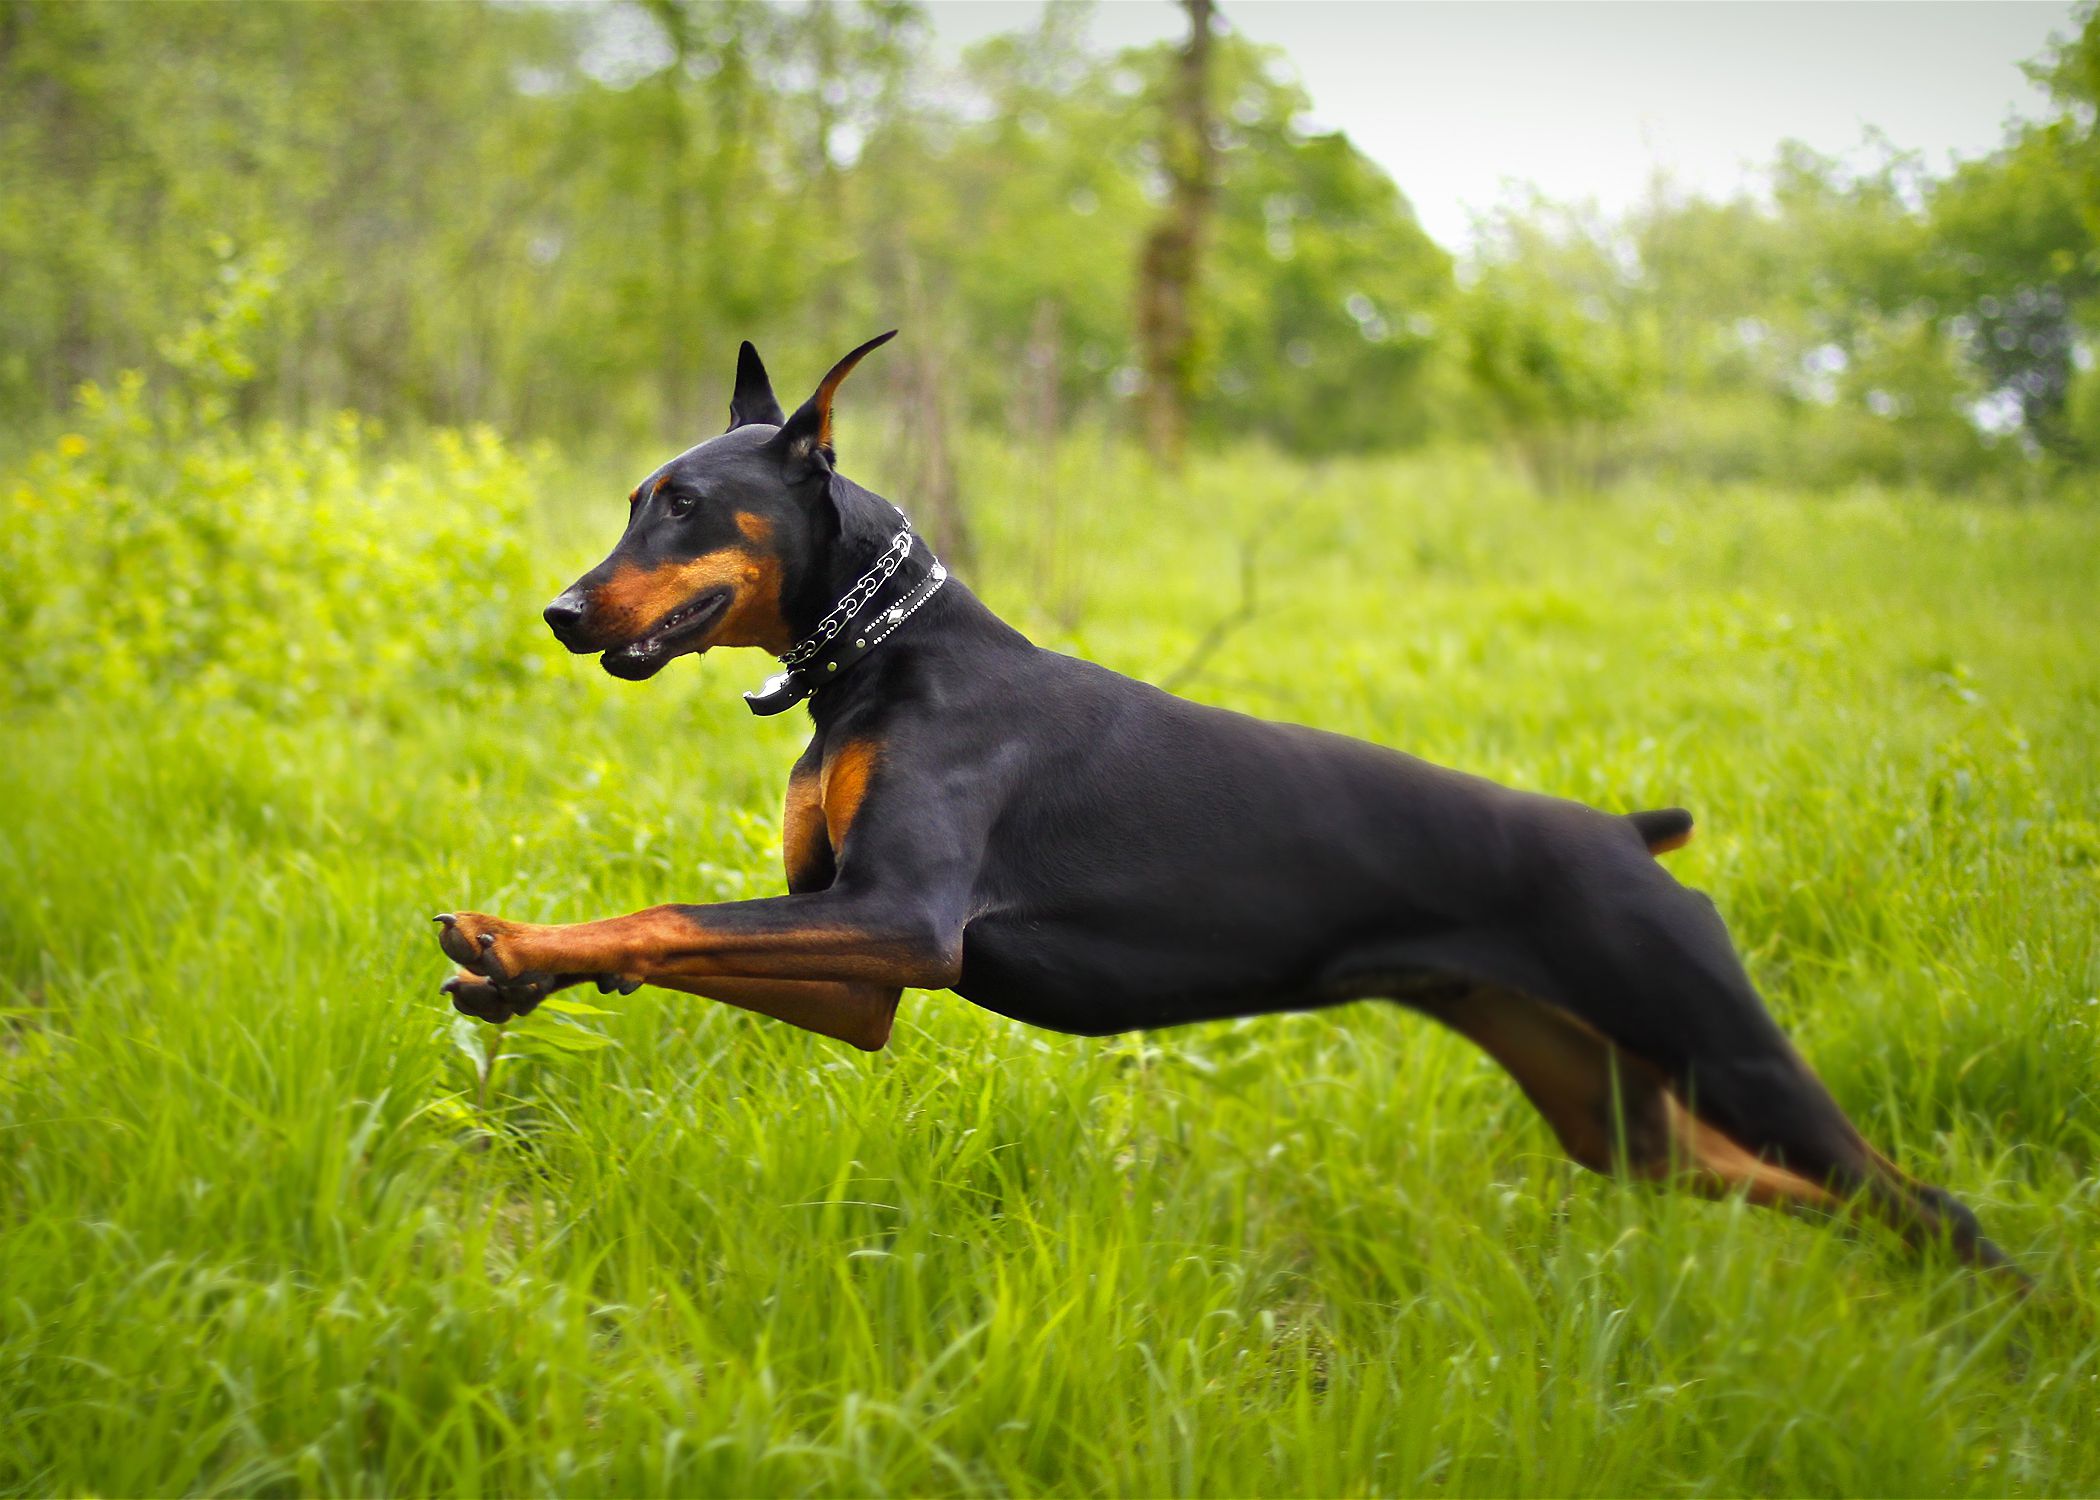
[543,332,895,680]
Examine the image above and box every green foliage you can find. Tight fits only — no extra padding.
[7,0,2088,488]
[0,0,1449,459]
[1,373,541,718]
[2,410,2099,1494]
[1928,2,2100,463]
[3,7,2097,1490]
[1457,208,1645,491]
[1456,151,2031,493]
[0,0,571,428]
[0,227,548,719]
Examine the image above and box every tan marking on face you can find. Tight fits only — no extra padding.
[714,551,791,651]
[782,763,833,892]
[590,548,792,654]
[653,475,670,495]
[736,511,773,544]
[820,739,880,852]
[628,485,642,504]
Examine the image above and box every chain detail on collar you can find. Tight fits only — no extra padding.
[743,521,947,716]
[776,523,915,669]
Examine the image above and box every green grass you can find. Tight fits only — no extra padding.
[3,435,2098,1496]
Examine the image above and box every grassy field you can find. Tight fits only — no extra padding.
[3,424,2098,1496]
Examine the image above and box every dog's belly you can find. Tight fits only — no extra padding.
[951,908,1343,1035]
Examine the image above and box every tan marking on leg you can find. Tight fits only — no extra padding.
[1425,986,1842,1209]
[439,907,944,986]
[1660,1094,1845,1209]
[1648,829,1692,856]
[783,763,833,891]
[645,974,901,1051]
[820,739,880,851]
[1428,986,1673,1172]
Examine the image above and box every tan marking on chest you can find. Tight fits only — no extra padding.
[782,765,831,890]
[820,739,880,851]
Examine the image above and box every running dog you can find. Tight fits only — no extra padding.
[436,333,2015,1277]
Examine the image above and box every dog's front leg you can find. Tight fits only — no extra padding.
[435,889,961,986]
[434,889,957,1047]
[444,966,902,1050]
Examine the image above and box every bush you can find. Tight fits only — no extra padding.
[2,371,542,719]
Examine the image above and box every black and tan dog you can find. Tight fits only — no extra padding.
[437,332,2015,1276]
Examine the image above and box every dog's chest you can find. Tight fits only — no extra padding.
[781,736,880,891]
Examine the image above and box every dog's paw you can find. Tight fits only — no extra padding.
[433,914,641,1022]
[441,968,548,1024]
[432,911,525,979]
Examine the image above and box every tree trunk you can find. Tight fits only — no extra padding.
[1134,0,1217,468]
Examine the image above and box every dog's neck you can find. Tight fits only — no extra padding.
[748,472,1011,722]
[806,473,916,616]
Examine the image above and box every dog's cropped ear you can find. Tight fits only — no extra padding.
[728,341,786,430]
[777,329,897,476]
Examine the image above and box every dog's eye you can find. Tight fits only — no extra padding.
[666,491,695,518]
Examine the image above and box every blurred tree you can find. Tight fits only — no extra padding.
[1464,142,2019,491]
[1134,0,1217,467]
[0,0,569,426]
[1198,37,1452,455]
[1927,3,2100,463]
[1459,201,1644,491]
[0,0,2087,492]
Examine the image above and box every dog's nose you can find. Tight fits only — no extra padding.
[543,592,587,640]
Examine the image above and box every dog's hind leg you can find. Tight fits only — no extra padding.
[1512,865,2023,1280]
[1415,981,2025,1285]
[1415,985,1850,1213]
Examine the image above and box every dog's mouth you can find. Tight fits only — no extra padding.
[600,587,732,681]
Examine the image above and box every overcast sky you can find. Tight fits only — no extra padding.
[922,1,2082,249]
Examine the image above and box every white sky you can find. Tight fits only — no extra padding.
[922,1,2083,249]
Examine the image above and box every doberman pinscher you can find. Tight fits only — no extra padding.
[437,332,2016,1277]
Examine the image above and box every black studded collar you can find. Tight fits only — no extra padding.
[743,522,947,716]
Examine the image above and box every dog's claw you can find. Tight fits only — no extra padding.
[434,913,455,928]
[478,932,496,950]
[617,977,642,996]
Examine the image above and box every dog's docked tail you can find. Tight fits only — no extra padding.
[1629,806,1694,855]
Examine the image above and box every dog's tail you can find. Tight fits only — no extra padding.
[1629,806,1694,855]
